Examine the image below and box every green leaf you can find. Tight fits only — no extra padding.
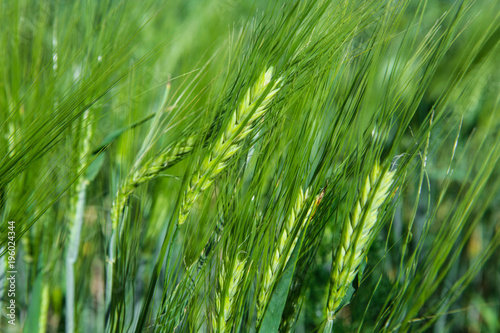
[85,153,106,181]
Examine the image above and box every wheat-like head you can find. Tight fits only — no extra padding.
[325,163,394,328]
[178,67,282,225]
[213,256,248,333]
[256,188,311,326]
[111,137,195,229]
[69,110,93,216]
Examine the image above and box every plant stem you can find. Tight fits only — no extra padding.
[66,179,89,333]
[66,110,92,333]
[39,282,50,333]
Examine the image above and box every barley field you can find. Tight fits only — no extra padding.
[1,0,500,332]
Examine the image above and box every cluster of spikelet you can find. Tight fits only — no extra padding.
[178,67,282,225]
[111,138,195,229]
[256,188,312,326]
[324,163,394,332]
[213,256,248,333]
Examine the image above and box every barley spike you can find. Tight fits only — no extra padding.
[325,163,394,330]
[111,137,195,229]
[178,67,282,225]
[213,256,248,333]
[256,188,311,327]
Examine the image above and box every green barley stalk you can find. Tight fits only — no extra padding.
[66,110,93,333]
[213,256,248,333]
[178,67,282,225]
[256,188,312,328]
[324,162,394,332]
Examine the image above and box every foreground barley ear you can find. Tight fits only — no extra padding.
[178,67,282,225]
[256,188,313,328]
[279,185,328,332]
[324,162,394,332]
[111,137,195,230]
[213,255,248,333]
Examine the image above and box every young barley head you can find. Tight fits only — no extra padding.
[325,162,394,328]
[178,67,282,225]
[111,137,195,230]
[256,187,327,328]
[213,256,248,333]
[256,188,311,326]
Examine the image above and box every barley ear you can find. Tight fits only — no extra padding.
[325,163,394,330]
[213,256,248,333]
[256,188,311,326]
[178,67,282,225]
[111,137,195,230]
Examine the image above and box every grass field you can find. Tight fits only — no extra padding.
[1,0,499,332]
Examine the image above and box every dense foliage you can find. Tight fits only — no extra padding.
[1,0,499,332]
